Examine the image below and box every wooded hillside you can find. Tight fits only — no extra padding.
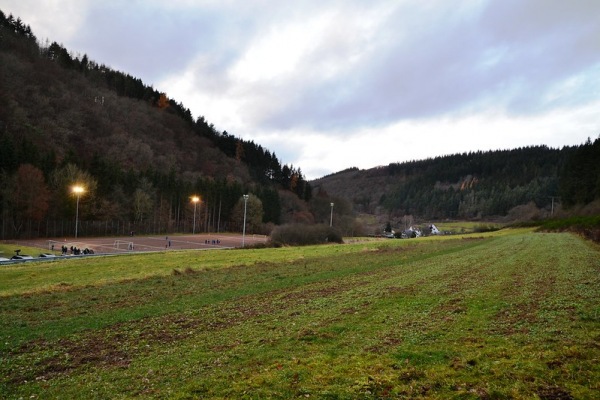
[313,140,600,222]
[0,10,312,239]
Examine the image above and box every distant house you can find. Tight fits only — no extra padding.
[402,226,421,238]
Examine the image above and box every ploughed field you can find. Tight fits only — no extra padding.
[1,229,599,399]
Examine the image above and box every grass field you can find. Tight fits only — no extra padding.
[1,229,599,399]
[432,221,503,234]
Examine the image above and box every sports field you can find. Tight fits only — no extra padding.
[20,233,269,255]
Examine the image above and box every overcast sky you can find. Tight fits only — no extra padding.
[2,0,600,179]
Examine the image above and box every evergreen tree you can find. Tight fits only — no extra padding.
[560,137,600,206]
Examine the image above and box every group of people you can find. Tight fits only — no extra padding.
[60,245,94,255]
[205,239,221,245]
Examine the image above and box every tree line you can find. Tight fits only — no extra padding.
[559,137,600,207]
[380,142,599,219]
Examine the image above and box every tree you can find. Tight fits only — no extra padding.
[133,189,154,223]
[401,215,414,230]
[0,164,50,236]
[130,178,155,223]
[560,137,600,207]
[235,140,244,162]
[281,165,291,189]
[49,163,98,219]
[231,194,264,233]
[257,186,281,224]
[157,93,169,109]
[0,134,18,173]
[384,222,392,233]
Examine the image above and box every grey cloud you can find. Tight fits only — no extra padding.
[258,0,600,132]
[478,0,600,111]
[33,0,599,135]
[70,3,244,85]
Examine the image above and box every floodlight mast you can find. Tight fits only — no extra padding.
[72,185,85,238]
[242,194,249,247]
[191,196,200,234]
[330,202,334,227]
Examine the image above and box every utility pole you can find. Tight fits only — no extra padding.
[242,194,249,247]
[548,196,561,217]
[330,203,334,227]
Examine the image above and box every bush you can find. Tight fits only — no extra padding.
[473,224,501,233]
[505,201,541,222]
[538,215,600,231]
[536,215,600,243]
[270,224,343,246]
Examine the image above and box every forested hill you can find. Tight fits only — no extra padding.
[0,10,311,238]
[312,141,600,220]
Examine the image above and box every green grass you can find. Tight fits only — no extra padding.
[1,229,598,399]
[433,220,503,234]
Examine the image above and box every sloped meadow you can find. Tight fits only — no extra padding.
[1,230,599,398]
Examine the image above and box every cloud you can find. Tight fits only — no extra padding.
[154,0,600,178]
[283,102,600,179]
[0,0,88,44]
[68,3,228,85]
[257,0,600,132]
[2,0,600,179]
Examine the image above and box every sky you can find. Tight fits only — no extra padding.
[2,0,600,179]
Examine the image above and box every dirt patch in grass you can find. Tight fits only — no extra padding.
[8,335,131,384]
[5,275,364,385]
[386,285,419,296]
[276,280,362,307]
[6,299,264,384]
[432,297,467,321]
[490,303,536,336]
[460,236,486,241]
[364,335,403,354]
[490,257,565,336]
[537,384,574,400]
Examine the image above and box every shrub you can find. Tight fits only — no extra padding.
[473,224,500,233]
[536,215,600,243]
[505,201,541,222]
[270,224,343,246]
